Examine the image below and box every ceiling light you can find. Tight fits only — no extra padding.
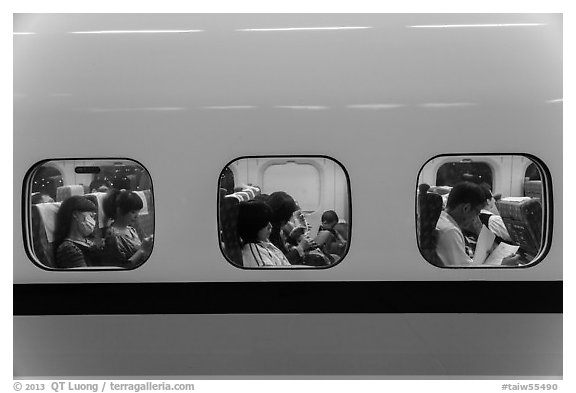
[237,26,372,32]
[69,30,204,34]
[408,23,545,28]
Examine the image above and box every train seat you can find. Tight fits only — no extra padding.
[523,180,543,201]
[56,185,84,202]
[84,192,108,239]
[219,187,262,266]
[30,201,61,268]
[417,184,444,267]
[334,222,349,241]
[496,197,542,259]
[132,189,155,239]
[137,173,152,191]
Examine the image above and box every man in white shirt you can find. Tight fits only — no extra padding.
[435,182,518,266]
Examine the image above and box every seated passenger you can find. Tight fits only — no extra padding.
[237,200,291,267]
[285,224,332,266]
[436,182,519,266]
[478,183,512,242]
[102,189,153,267]
[53,196,103,268]
[314,210,347,257]
[89,178,112,193]
[266,191,316,265]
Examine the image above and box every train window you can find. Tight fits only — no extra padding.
[218,156,351,269]
[417,155,551,268]
[24,159,155,270]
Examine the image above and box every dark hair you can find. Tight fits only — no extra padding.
[446,182,486,210]
[266,191,298,253]
[237,200,272,244]
[321,210,339,224]
[267,191,298,225]
[53,196,97,251]
[89,178,112,193]
[103,189,143,219]
[479,182,493,201]
[254,193,270,203]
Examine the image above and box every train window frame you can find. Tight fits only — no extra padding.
[416,153,553,269]
[217,155,352,270]
[22,158,155,272]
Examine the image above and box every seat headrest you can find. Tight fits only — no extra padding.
[56,185,84,202]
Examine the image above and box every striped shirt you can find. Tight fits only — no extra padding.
[242,241,291,267]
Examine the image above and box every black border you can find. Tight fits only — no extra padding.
[21,157,156,272]
[217,155,353,270]
[415,153,554,269]
[14,281,562,315]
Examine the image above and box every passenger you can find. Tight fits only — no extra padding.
[237,200,291,267]
[478,183,512,242]
[31,192,54,204]
[89,178,112,193]
[266,191,316,265]
[436,182,519,266]
[53,196,102,268]
[314,210,347,257]
[102,189,153,267]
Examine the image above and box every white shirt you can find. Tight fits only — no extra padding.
[435,211,472,266]
[242,241,291,267]
[481,209,512,242]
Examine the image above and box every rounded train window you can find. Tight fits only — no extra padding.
[417,155,552,269]
[24,159,155,270]
[218,156,351,269]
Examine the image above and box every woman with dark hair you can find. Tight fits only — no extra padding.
[103,189,153,266]
[266,191,315,264]
[238,200,290,267]
[53,196,101,268]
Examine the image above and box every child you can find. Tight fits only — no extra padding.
[237,200,291,267]
[314,210,347,257]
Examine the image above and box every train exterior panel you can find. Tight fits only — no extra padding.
[13,14,562,378]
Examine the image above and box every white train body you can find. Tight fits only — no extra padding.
[13,14,562,378]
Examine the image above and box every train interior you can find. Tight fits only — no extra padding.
[417,155,548,267]
[27,159,154,269]
[219,157,350,268]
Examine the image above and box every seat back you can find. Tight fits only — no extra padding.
[56,185,84,202]
[523,180,543,201]
[219,187,261,266]
[334,222,349,241]
[30,202,61,268]
[417,184,443,266]
[496,198,542,258]
[84,193,107,240]
[220,196,243,266]
[133,189,155,239]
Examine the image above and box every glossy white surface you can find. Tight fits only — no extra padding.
[14,14,562,283]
